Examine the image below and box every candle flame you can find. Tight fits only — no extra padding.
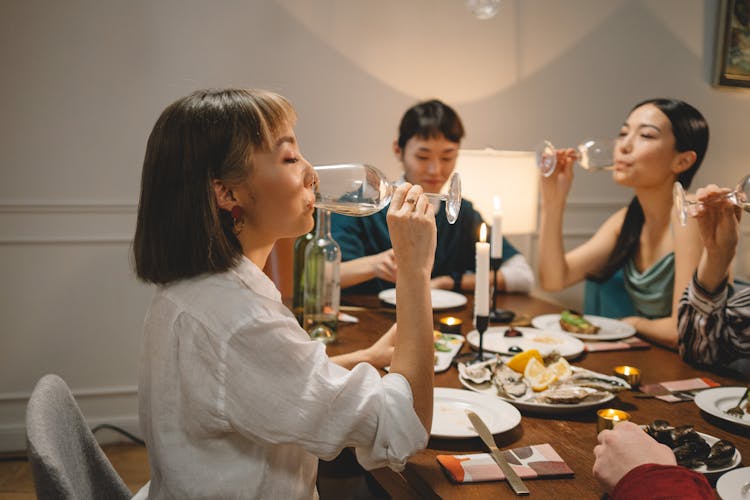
[479,223,487,243]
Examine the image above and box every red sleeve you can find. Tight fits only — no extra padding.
[612,464,714,500]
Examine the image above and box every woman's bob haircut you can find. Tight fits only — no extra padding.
[133,88,296,285]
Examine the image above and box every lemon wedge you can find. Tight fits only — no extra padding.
[529,369,557,392]
[524,357,558,392]
[506,349,543,373]
[547,357,572,381]
[523,356,545,379]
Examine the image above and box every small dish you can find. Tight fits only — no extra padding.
[432,387,521,438]
[465,326,585,359]
[716,466,750,499]
[378,288,467,310]
[531,313,636,341]
[694,387,750,428]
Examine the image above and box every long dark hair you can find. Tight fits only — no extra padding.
[133,88,296,284]
[397,99,464,150]
[589,98,709,282]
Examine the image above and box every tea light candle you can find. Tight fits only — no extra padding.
[474,223,490,317]
[613,366,641,388]
[597,408,631,433]
[439,316,463,334]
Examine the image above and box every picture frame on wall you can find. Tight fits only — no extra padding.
[714,0,750,88]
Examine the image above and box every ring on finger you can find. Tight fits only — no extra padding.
[405,198,417,205]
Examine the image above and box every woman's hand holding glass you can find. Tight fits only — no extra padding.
[387,183,437,276]
[686,184,742,292]
[673,174,750,226]
[691,185,742,252]
[539,148,577,210]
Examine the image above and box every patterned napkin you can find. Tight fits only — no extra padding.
[584,337,651,352]
[639,377,720,403]
[436,444,574,483]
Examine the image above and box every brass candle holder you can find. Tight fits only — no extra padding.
[438,316,463,335]
[613,365,641,388]
[597,408,631,433]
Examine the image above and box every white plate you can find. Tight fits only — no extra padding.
[432,387,521,438]
[465,326,585,359]
[717,466,750,499]
[695,387,750,428]
[378,288,467,310]
[690,432,742,475]
[434,333,465,372]
[458,367,616,415]
[531,314,636,341]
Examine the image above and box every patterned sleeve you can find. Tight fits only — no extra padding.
[677,274,750,366]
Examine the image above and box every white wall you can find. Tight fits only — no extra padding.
[2,0,749,451]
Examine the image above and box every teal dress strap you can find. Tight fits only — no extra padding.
[623,253,675,319]
[583,268,636,318]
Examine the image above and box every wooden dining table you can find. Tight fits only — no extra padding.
[326,292,750,499]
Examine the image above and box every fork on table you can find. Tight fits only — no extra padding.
[725,387,750,418]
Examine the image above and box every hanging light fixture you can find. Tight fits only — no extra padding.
[466,0,501,20]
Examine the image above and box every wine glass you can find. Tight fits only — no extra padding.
[673,174,750,226]
[313,163,462,223]
[536,138,616,177]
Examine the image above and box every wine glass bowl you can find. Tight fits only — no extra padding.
[313,163,462,223]
[535,139,616,177]
[673,174,750,226]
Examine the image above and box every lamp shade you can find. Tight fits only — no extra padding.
[453,149,538,234]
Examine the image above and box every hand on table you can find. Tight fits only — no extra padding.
[364,323,397,369]
[592,421,676,493]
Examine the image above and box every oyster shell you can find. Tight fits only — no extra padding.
[536,386,607,404]
[457,361,493,384]
[564,369,631,392]
[492,364,529,399]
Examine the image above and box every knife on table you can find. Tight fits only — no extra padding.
[465,410,530,496]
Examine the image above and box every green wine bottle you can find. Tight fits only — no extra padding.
[303,208,341,343]
[292,212,316,325]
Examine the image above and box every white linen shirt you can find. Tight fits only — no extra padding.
[138,256,428,499]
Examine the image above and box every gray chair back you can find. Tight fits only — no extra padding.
[26,373,132,500]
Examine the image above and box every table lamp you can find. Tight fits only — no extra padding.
[453,149,539,322]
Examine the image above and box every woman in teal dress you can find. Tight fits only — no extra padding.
[537,98,708,348]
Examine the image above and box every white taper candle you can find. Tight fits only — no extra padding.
[475,223,490,317]
[491,195,503,259]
